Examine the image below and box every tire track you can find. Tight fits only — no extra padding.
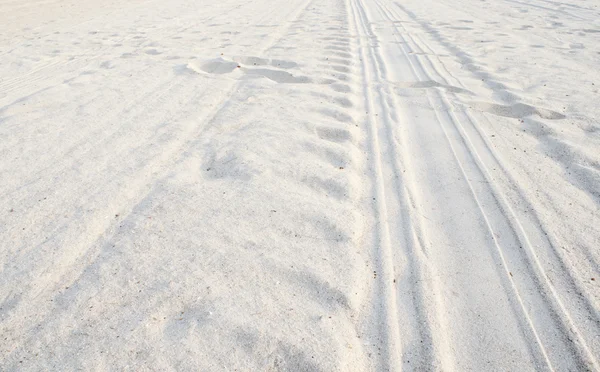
[361,0,600,369]
[380,2,600,370]
[348,0,442,369]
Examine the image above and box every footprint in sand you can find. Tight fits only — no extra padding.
[178,56,311,84]
[469,101,566,120]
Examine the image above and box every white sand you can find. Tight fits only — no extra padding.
[1,0,599,369]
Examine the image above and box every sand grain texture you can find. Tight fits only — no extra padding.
[1,0,599,369]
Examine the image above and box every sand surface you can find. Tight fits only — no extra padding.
[1,0,600,369]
